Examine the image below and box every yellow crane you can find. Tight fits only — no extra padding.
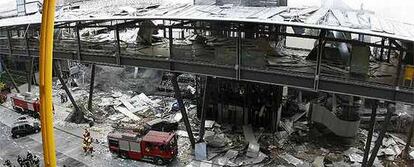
[39,0,57,166]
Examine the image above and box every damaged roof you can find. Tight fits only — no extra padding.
[0,1,414,42]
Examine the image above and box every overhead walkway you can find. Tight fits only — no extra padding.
[0,4,413,104]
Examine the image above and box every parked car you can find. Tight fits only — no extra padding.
[16,116,28,121]
[11,120,41,138]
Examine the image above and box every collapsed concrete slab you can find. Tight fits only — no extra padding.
[114,106,141,121]
[243,125,260,157]
[311,103,360,137]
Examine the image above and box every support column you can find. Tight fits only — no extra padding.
[168,26,174,70]
[54,62,81,116]
[366,103,395,167]
[199,76,210,141]
[332,94,337,113]
[75,23,81,61]
[403,107,414,158]
[172,73,196,148]
[32,73,37,86]
[387,39,392,63]
[379,38,385,61]
[25,30,34,92]
[314,30,326,90]
[236,29,241,80]
[87,64,96,111]
[362,100,378,166]
[28,57,35,92]
[133,67,139,79]
[394,50,404,89]
[1,60,20,93]
[115,27,121,65]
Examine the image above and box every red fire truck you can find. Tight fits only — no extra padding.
[10,94,41,118]
[107,130,178,165]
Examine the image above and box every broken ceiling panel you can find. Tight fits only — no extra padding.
[0,1,413,42]
[247,7,287,20]
[279,7,318,18]
[305,7,329,24]
[346,11,361,28]
[324,11,340,26]
[393,22,412,38]
[370,15,383,32]
[379,19,395,34]
[331,9,350,27]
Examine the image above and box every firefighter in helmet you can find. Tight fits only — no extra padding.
[83,129,90,138]
[82,129,93,156]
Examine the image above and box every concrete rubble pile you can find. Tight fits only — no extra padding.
[181,100,411,167]
[8,76,413,167]
[182,123,271,166]
[361,104,414,134]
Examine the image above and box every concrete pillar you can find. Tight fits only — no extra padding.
[332,94,337,113]
[134,67,139,78]
[282,86,288,96]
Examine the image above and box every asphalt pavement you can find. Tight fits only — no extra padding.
[0,106,158,167]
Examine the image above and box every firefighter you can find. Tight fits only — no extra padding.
[3,160,12,167]
[60,91,68,103]
[26,152,33,162]
[24,151,33,166]
[82,129,93,156]
[17,155,22,166]
[83,129,90,138]
[83,136,93,156]
[32,155,40,167]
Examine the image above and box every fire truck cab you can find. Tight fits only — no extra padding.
[10,93,41,118]
[108,130,178,165]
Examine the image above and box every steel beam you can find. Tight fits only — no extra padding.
[366,103,395,167]
[28,57,34,92]
[54,61,82,115]
[171,73,196,148]
[379,38,385,61]
[394,50,404,88]
[387,39,392,63]
[115,26,121,65]
[87,64,96,111]
[362,100,378,166]
[1,60,20,93]
[25,31,34,92]
[403,113,414,159]
[314,30,326,91]
[170,25,403,51]
[1,18,411,51]
[317,76,414,104]
[236,30,241,80]
[169,26,174,70]
[75,22,82,61]
[198,76,210,141]
[390,39,405,50]
[6,30,12,56]
[4,48,414,104]
[163,20,167,38]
